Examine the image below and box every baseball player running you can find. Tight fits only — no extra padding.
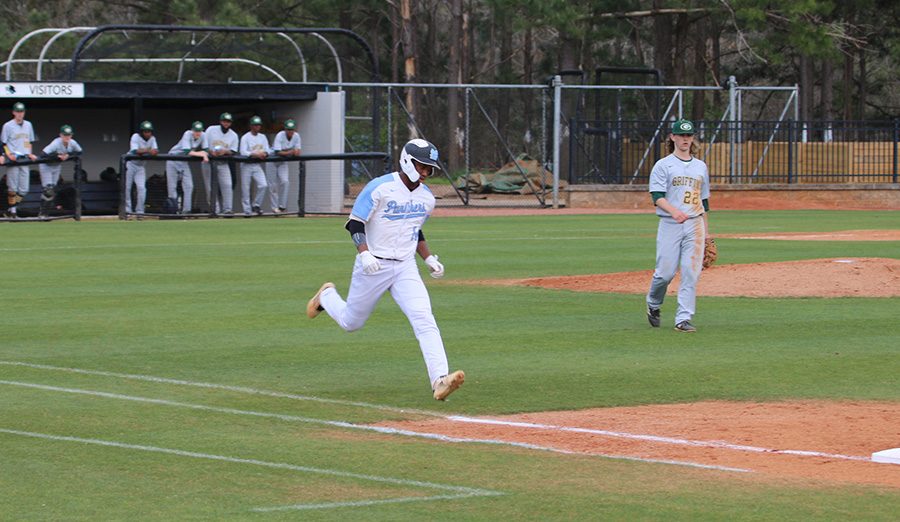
[268,118,301,213]
[239,115,269,216]
[203,112,238,215]
[306,139,465,401]
[166,121,208,214]
[646,119,710,332]
[125,120,159,217]
[2,102,37,218]
[38,124,82,217]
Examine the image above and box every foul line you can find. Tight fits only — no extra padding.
[0,379,749,473]
[447,415,874,463]
[0,427,501,512]
[0,360,444,418]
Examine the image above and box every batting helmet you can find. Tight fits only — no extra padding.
[399,139,441,182]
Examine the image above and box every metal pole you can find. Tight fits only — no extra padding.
[894,118,899,183]
[728,76,737,183]
[74,157,82,221]
[118,156,127,220]
[297,161,306,217]
[787,119,794,184]
[552,75,562,209]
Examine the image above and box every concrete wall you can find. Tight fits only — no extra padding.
[566,184,900,211]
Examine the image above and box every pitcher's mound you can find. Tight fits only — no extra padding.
[491,258,900,298]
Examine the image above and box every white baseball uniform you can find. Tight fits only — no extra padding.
[126,133,158,215]
[267,130,300,211]
[318,172,449,386]
[239,131,270,214]
[646,153,710,325]
[166,130,207,213]
[40,137,82,186]
[2,118,35,197]
[202,125,238,213]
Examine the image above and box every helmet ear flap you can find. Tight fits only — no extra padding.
[399,148,420,182]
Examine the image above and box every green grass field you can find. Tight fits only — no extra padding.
[2,210,899,520]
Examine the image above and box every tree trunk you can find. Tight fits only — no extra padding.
[857,49,867,120]
[822,57,834,122]
[522,25,534,156]
[842,51,853,121]
[691,21,707,123]
[446,0,463,172]
[400,0,418,140]
[799,53,813,125]
[652,0,673,83]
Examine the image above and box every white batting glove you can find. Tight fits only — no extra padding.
[358,250,381,275]
[424,255,444,279]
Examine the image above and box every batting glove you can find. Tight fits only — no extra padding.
[424,255,444,278]
[358,250,381,275]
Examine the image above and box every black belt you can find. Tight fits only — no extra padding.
[374,255,402,262]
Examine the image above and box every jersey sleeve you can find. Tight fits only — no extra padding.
[71,140,83,153]
[350,178,384,222]
[239,135,250,155]
[228,133,239,152]
[129,133,141,153]
[42,139,57,155]
[150,137,158,150]
[648,161,669,193]
[199,134,208,150]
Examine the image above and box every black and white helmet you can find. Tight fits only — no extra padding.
[399,138,441,182]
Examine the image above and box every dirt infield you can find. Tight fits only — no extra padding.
[469,258,900,298]
[718,229,900,242]
[377,401,900,488]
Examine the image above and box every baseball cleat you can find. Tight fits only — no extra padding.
[306,282,335,318]
[647,306,661,327]
[674,321,696,333]
[433,370,465,401]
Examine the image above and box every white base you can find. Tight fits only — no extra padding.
[871,447,900,464]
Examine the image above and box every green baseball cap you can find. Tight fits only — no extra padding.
[249,115,262,126]
[60,124,74,135]
[140,120,154,131]
[671,119,695,135]
[12,102,25,112]
[191,121,204,132]
[219,112,233,121]
[284,119,296,130]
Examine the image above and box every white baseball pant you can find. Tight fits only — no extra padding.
[266,162,290,210]
[39,163,63,187]
[124,163,146,214]
[6,165,29,196]
[319,256,449,386]
[201,161,233,213]
[240,163,268,214]
[166,161,194,213]
[647,216,706,325]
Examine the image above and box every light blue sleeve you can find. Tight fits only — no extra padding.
[71,139,83,153]
[199,133,208,150]
[1,122,11,145]
[350,175,392,222]
[150,137,158,150]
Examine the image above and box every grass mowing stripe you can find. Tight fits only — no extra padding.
[0,379,749,473]
[0,234,633,253]
[0,428,501,502]
[0,360,443,417]
[447,416,875,463]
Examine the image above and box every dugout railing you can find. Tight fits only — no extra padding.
[0,155,83,221]
[119,152,389,219]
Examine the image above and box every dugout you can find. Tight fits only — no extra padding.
[2,25,382,215]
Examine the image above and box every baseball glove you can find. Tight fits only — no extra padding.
[702,237,718,269]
